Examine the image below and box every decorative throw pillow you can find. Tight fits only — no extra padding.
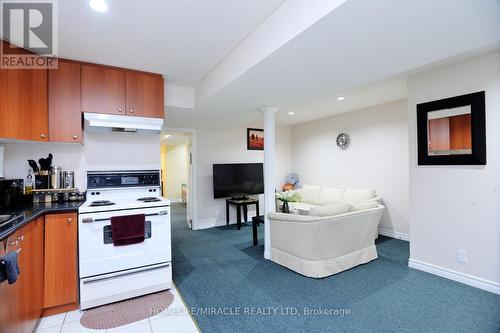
[299,185,321,204]
[342,189,376,204]
[350,201,378,212]
[318,187,345,205]
[309,203,351,217]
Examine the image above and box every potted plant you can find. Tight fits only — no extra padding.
[276,190,299,214]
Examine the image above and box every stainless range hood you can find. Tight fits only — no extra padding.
[84,113,164,133]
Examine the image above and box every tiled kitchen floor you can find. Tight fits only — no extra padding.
[34,286,199,333]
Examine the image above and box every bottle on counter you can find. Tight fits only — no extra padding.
[25,169,33,195]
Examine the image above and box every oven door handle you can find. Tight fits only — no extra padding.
[82,263,170,284]
[82,212,168,223]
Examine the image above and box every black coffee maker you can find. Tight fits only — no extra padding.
[0,179,24,210]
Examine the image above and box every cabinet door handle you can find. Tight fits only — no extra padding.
[73,135,78,140]
[67,217,73,223]
[40,134,46,139]
[7,236,23,247]
[129,109,134,113]
[118,107,123,113]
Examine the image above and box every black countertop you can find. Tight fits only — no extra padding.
[0,201,83,241]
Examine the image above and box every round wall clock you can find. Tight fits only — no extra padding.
[336,133,350,149]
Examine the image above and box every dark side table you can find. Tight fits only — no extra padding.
[226,198,259,230]
[252,215,264,246]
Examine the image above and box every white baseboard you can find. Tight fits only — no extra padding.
[194,209,259,230]
[377,228,410,241]
[194,218,245,230]
[408,258,500,295]
[194,219,221,230]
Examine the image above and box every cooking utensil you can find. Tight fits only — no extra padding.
[38,153,53,171]
[38,158,47,171]
[28,160,39,173]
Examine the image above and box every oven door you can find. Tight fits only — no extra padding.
[78,206,171,278]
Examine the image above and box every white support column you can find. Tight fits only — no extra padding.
[260,106,279,259]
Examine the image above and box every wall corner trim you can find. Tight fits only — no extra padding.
[408,258,500,295]
[377,228,410,241]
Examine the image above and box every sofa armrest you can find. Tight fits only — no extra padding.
[370,195,383,204]
[268,212,319,223]
[268,205,385,223]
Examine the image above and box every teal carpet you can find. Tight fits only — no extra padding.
[170,204,500,333]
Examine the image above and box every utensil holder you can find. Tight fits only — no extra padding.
[34,175,50,189]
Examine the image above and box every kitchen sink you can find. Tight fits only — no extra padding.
[0,215,14,224]
[0,214,24,234]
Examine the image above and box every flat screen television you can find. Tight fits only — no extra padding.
[213,163,264,198]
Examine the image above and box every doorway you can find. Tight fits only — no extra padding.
[160,129,196,229]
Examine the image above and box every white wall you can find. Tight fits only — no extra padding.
[195,124,293,229]
[292,100,410,237]
[164,143,189,201]
[1,131,161,189]
[407,51,500,293]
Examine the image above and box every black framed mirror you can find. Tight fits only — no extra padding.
[417,91,486,165]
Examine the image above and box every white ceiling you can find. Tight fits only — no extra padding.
[58,0,284,86]
[170,0,499,128]
[55,0,500,128]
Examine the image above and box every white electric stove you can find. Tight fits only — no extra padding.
[78,170,171,310]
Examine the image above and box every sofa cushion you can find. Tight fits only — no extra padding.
[350,201,379,212]
[342,189,376,204]
[318,187,344,205]
[299,185,321,204]
[309,203,351,217]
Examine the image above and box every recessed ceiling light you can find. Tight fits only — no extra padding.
[288,112,295,115]
[89,0,108,12]
[337,96,345,101]
[163,134,171,139]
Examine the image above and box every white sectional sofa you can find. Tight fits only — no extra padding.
[269,185,384,278]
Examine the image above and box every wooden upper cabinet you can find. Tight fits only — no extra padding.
[428,118,450,152]
[82,64,126,115]
[44,213,78,309]
[126,72,164,118]
[0,66,48,141]
[449,114,472,150]
[49,60,82,143]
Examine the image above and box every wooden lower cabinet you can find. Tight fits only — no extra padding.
[0,212,78,333]
[0,245,16,333]
[0,217,44,333]
[43,213,78,310]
